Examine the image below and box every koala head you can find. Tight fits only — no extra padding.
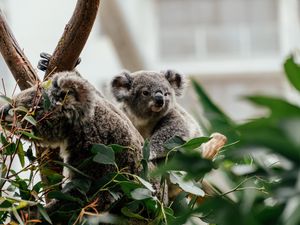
[0,71,95,143]
[111,70,185,120]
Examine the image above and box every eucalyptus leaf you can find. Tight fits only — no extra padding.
[164,136,186,150]
[92,144,115,165]
[121,207,145,220]
[16,141,25,167]
[22,115,37,126]
[284,55,300,92]
[169,171,205,196]
[131,188,153,200]
[0,95,12,104]
[37,204,53,224]
[181,136,211,151]
[192,80,239,142]
[136,176,155,192]
[48,191,82,204]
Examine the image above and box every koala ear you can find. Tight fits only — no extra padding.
[111,71,133,101]
[164,70,186,96]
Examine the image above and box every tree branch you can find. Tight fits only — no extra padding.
[45,0,100,77]
[0,10,40,90]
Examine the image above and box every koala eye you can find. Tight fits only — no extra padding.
[142,90,150,96]
[164,92,170,96]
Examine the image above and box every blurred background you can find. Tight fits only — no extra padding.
[0,0,300,122]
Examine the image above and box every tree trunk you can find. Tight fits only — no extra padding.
[45,0,100,78]
[0,10,39,90]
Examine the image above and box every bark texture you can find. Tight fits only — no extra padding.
[0,10,40,89]
[45,0,100,78]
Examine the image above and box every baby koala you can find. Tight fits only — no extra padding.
[111,70,226,161]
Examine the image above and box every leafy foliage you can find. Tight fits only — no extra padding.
[1,56,300,224]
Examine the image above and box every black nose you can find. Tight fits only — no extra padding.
[154,94,164,107]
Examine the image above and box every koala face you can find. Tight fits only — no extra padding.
[1,71,95,143]
[111,70,185,120]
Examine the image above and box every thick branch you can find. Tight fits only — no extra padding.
[0,10,40,90]
[45,0,100,77]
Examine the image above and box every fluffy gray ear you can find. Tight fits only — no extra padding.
[111,71,133,101]
[164,70,186,96]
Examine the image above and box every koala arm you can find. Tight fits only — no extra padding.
[149,116,188,161]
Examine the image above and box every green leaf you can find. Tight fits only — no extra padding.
[142,139,150,161]
[17,131,42,140]
[131,188,153,200]
[284,55,300,92]
[14,106,28,113]
[169,171,205,196]
[92,144,115,165]
[72,178,91,194]
[109,144,127,154]
[181,136,211,151]
[246,96,300,118]
[42,91,51,111]
[192,80,239,142]
[237,120,300,163]
[48,191,82,204]
[22,115,37,126]
[37,204,52,224]
[3,143,16,155]
[53,161,91,179]
[16,141,25,167]
[33,181,43,193]
[42,169,64,185]
[42,79,52,89]
[153,151,214,181]
[119,181,141,196]
[0,95,12,104]
[164,136,186,150]
[0,134,16,155]
[136,176,155,192]
[121,207,145,220]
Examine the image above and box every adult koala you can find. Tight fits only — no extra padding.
[0,71,143,222]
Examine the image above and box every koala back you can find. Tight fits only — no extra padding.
[1,71,144,213]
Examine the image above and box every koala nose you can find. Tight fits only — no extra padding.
[154,92,164,107]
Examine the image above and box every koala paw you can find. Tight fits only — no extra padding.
[202,133,227,160]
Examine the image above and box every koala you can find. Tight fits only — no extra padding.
[0,71,143,222]
[111,70,204,160]
[111,70,227,204]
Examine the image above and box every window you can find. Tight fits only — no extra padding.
[157,0,279,60]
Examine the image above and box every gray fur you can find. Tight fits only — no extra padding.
[111,70,202,161]
[1,71,143,214]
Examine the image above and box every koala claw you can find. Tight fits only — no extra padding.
[37,52,81,72]
[202,133,227,160]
